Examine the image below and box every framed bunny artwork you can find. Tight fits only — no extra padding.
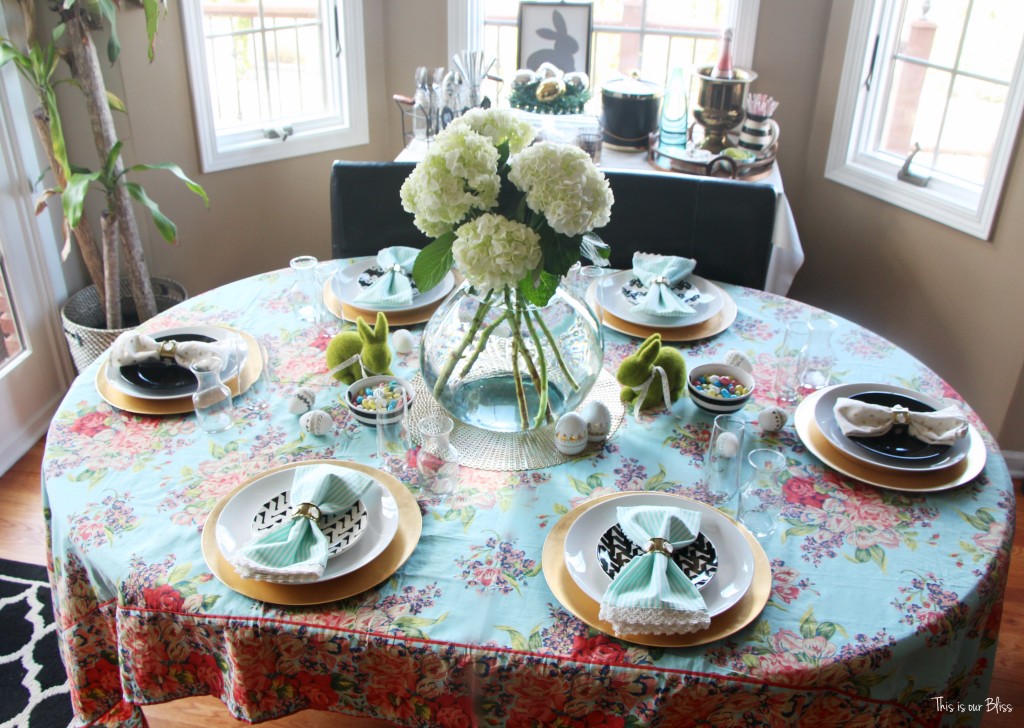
[517,2,593,75]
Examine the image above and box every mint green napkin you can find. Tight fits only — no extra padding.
[631,252,698,317]
[598,505,711,636]
[229,465,372,583]
[353,247,420,308]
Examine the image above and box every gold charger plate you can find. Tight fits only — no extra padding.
[323,278,447,326]
[201,459,422,605]
[542,491,771,648]
[794,387,986,493]
[94,327,263,416]
[595,282,738,342]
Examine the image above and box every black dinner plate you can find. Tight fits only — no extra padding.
[846,391,950,460]
[596,524,717,590]
[118,333,216,390]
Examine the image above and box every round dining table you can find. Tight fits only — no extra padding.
[42,262,1013,727]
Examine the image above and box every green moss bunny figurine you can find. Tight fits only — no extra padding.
[326,311,394,385]
[616,333,687,410]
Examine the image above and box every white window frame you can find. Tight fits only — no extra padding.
[825,0,1024,240]
[181,0,369,173]
[450,1,760,78]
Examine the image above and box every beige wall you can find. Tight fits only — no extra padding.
[26,0,1024,450]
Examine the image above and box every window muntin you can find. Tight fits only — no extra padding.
[825,0,1024,239]
[182,0,368,172]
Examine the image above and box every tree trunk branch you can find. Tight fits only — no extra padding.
[100,210,121,329]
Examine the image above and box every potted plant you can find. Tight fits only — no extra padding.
[0,0,207,369]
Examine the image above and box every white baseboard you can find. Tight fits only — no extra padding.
[1003,450,1024,479]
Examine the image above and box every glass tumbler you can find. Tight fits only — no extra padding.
[704,414,747,504]
[288,255,324,325]
[417,414,460,494]
[190,356,234,433]
[773,320,810,405]
[738,449,787,538]
[799,313,838,392]
[375,385,412,474]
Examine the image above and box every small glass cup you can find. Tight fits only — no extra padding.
[288,255,325,325]
[575,127,603,164]
[417,414,460,494]
[190,356,234,433]
[774,320,810,406]
[738,449,787,539]
[375,385,412,474]
[800,313,838,392]
[704,414,747,505]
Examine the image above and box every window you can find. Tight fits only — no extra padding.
[825,0,1024,239]
[181,0,368,173]
[452,0,760,113]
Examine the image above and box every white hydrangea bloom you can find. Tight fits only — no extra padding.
[400,127,500,237]
[507,142,614,237]
[447,108,535,155]
[452,213,542,292]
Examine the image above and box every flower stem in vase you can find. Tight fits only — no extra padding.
[522,305,550,429]
[532,310,580,392]
[511,339,529,426]
[504,289,547,427]
[459,313,506,377]
[432,291,495,398]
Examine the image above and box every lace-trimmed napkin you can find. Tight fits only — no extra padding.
[598,505,711,636]
[833,397,968,446]
[228,465,372,583]
[110,330,235,369]
[631,252,698,317]
[354,246,420,307]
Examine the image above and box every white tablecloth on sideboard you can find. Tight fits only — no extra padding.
[396,139,804,296]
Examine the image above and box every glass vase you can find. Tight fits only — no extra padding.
[417,414,460,493]
[190,356,234,433]
[420,282,604,433]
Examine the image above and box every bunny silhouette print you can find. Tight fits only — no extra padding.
[527,9,580,71]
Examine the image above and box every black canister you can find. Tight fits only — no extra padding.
[600,76,664,150]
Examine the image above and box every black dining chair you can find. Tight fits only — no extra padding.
[597,170,777,290]
[330,160,428,259]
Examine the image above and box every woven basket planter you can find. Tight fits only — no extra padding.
[60,277,187,372]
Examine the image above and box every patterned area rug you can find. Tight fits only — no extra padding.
[0,558,73,728]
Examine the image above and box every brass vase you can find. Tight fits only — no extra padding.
[692,65,757,153]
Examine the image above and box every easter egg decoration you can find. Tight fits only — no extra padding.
[391,329,416,355]
[758,406,788,433]
[554,412,589,455]
[580,401,612,443]
[286,387,316,415]
[300,409,332,437]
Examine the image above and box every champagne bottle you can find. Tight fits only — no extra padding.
[711,28,735,79]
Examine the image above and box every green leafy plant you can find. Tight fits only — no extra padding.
[0,0,207,329]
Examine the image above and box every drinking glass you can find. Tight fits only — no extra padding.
[774,320,810,405]
[417,414,460,494]
[575,127,603,164]
[375,385,412,474]
[288,255,325,325]
[190,356,234,433]
[704,414,747,504]
[738,449,787,538]
[799,313,838,391]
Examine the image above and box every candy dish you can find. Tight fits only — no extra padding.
[688,363,754,415]
[346,375,416,427]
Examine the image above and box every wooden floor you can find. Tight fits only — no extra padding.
[5,439,1023,726]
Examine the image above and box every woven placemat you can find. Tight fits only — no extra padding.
[406,370,626,471]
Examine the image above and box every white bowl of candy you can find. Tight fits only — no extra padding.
[687,363,755,415]
[345,375,416,427]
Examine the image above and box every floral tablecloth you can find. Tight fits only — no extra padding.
[43,264,1013,727]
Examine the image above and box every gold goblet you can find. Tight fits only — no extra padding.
[692,65,757,153]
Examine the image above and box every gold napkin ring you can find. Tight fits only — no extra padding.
[651,275,670,286]
[291,502,322,522]
[891,405,912,426]
[158,340,178,360]
[645,538,674,556]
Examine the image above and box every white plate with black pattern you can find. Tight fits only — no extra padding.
[596,524,718,590]
[602,270,723,327]
[331,257,455,311]
[215,464,399,583]
[563,492,753,617]
[251,492,369,559]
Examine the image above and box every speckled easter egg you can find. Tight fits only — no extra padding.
[554,412,589,455]
[392,329,415,355]
[758,406,788,433]
[300,409,332,437]
[715,431,741,458]
[287,387,316,415]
